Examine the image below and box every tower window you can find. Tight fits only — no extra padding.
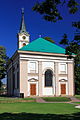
[22,36,26,39]
[23,43,26,46]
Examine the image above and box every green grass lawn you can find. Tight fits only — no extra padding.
[0,97,80,119]
[0,97,35,101]
[74,102,80,104]
[0,102,80,114]
[75,95,80,100]
[42,97,71,102]
[0,97,35,103]
[0,102,80,119]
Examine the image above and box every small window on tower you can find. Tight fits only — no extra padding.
[22,36,26,39]
[23,43,26,46]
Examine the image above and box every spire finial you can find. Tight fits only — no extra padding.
[19,8,28,34]
[22,8,24,14]
[39,35,42,38]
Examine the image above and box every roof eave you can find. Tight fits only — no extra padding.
[18,50,69,57]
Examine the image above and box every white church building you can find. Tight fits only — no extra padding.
[7,10,75,98]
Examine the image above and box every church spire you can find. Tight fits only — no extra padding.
[19,8,27,33]
[18,8,30,49]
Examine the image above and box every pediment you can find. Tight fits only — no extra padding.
[28,78,38,82]
[59,79,68,82]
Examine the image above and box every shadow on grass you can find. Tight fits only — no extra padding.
[0,112,80,120]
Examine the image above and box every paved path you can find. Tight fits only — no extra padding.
[36,97,46,103]
[70,96,80,102]
[36,96,80,104]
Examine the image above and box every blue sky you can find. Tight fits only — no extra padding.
[0,0,79,57]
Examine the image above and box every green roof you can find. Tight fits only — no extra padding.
[19,38,66,54]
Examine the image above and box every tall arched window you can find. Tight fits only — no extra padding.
[45,69,53,87]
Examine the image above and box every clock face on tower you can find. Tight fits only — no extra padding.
[22,36,26,39]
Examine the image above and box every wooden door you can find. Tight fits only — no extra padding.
[61,84,66,94]
[30,84,36,95]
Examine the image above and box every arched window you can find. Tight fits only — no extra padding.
[45,69,53,87]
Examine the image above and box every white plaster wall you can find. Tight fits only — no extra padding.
[19,53,74,97]
[19,60,28,97]
[19,42,22,49]
[43,88,53,95]
[42,61,54,71]
[59,76,68,80]
[19,35,29,41]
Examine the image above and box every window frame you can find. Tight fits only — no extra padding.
[44,69,53,87]
[29,62,36,73]
[59,63,67,74]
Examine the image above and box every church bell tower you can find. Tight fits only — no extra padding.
[17,8,30,49]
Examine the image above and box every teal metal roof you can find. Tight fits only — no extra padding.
[19,38,66,54]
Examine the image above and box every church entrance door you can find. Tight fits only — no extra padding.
[61,84,66,95]
[30,84,36,95]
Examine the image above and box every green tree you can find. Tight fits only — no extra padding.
[0,46,7,90]
[60,22,80,94]
[44,36,55,43]
[32,0,79,22]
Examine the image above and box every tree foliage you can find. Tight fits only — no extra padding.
[44,36,55,43]
[0,46,7,88]
[59,34,68,45]
[60,22,80,94]
[32,0,79,22]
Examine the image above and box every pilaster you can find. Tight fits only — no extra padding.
[19,59,28,97]
[54,62,59,96]
[38,61,42,96]
[67,62,74,96]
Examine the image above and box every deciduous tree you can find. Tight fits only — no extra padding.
[32,0,79,22]
[60,22,80,94]
[44,36,55,43]
[0,46,7,90]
